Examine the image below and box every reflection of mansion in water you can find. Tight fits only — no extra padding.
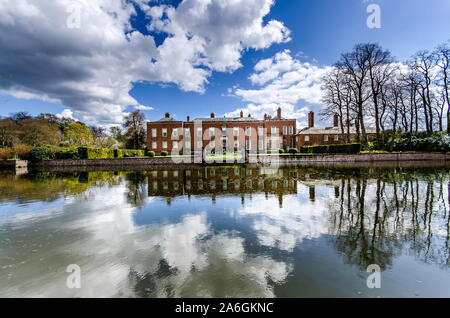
[147,167,341,206]
[148,167,298,205]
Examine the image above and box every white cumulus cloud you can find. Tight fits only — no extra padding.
[226,50,329,127]
[0,0,290,126]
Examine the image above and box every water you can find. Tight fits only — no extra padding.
[0,163,449,297]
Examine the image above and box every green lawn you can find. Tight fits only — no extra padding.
[205,155,243,160]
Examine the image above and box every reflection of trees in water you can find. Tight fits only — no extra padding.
[124,171,148,207]
[328,169,450,271]
[0,171,123,203]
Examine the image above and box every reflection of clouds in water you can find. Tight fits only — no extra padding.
[0,198,74,227]
[233,184,330,252]
[1,184,291,297]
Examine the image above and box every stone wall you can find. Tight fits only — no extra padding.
[30,157,204,167]
[28,153,450,167]
[0,160,28,168]
[252,153,450,164]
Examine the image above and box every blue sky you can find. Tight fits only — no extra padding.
[1,0,449,127]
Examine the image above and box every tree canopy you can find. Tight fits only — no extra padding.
[64,122,93,146]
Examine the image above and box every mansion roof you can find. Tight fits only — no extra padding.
[297,126,376,135]
[152,116,295,124]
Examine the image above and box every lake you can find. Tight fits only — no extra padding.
[0,163,449,297]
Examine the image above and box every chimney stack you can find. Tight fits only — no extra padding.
[165,112,170,118]
[187,115,190,122]
[277,107,281,119]
[308,111,314,128]
[333,114,339,127]
[248,114,251,118]
[211,112,215,118]
[240,110,243,118]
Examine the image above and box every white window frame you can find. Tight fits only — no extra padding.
[258,126,263,136]
[283,126,287,135]
[185,141,190,148]
[246,126,251,136]
[162,141,168,149]
[258,139,264,150]
[173,141,178,149]
[222,127,227,136]
[197,127,202,137]
[324,135,329,142]
[209,127,215,137]
[289,126,294,134]
[151,128,157,138]
[184,128,190,137]
[233,127,239,137]
[271,127,277,135]
[305,135,309,142]
[334,135,339,141]
[152,141,157,149]
[162,128,167,137]
[172,128,178,138]
[197,140,202,148]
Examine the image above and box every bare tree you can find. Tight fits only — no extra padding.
[364,43,396,148]
[409,51,436,135]
[435,42,450,133]
[123,110,147,149]
[338,44,374,146]
[402,71,421,134]
[320,66,352,142]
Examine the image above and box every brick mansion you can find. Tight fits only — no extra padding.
[147,108,375,154]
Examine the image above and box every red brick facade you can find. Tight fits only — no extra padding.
[296,111,376,149]
[147,108,296,155]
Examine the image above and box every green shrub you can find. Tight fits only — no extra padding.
[160,151,168,156]
[29,146,51,161]
[78,147,115,159]
[147,150,155,157]
[278,149,284,154]
[0,148,12,160]
[288,148,298,154]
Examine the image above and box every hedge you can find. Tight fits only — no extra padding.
[77,147,115,159]
[147,151,155,157]
[301,145,328,154]
[300,143,361,154]
[27,146,148,161]
[28,146,58,161]
[288,148,298,154]
[114,149,145,158]
[385,134,450,153]
[55,148,80,160]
